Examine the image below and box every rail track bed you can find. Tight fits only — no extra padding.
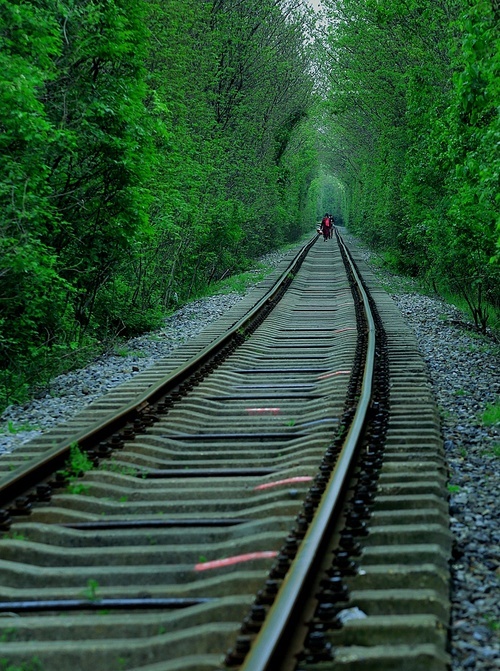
[0,232,451,671]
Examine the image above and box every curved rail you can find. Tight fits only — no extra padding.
[0,228,451,671]
[0,235,318,509]
[238,230,376,671]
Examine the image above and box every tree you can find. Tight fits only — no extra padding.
[0,0,151,403]
[319,0,499,329]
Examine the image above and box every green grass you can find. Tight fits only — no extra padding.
[461,330,500,355]
[358,236,500,336]
[0,659,44,671]
[367,251,420,294]
[3,420,39,434]
[66,483,90,495]
[447,484,461,493]
[212,264,272,295]
[481,400,500,427]
[479,442,500,458]
[0,628,19,643]
[484,613,500,631]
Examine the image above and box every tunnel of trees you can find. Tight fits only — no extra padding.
[0,0,499,407]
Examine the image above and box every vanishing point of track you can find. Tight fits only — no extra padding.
[0,231,451,671]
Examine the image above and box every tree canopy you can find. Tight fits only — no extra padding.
[0,0,319,406]
[318,0,499,329]
[0,0,498,407]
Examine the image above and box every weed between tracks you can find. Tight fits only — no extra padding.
[100,460,141,477]
[2,532,27,541]
[0,628,18,643]
[80,579,100,602]
[59,443,94,494]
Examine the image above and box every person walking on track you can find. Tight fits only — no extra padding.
[321,213,331,241]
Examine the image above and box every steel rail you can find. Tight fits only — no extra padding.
[0,236,318,509]
[238,230,376,671]
[0,236,318,506]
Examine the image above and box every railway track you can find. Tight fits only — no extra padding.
[0,231,451,671]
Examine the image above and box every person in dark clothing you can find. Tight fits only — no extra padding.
[328,213,335,237]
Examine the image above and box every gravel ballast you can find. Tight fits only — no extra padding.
[1,238,499,670]
[0,292,248,452]
[354,242,499,671]
[393,292,499,671]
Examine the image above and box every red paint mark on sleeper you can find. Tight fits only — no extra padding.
[194,551,278,572]
[318,370,351,380]
[333,327,356,334]
[254,476,313,491]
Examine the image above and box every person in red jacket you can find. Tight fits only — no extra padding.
[321,214,331,241]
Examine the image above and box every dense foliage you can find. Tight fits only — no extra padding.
[0,0,318,406]
[1,0,498,408]
[319,0,499,330]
